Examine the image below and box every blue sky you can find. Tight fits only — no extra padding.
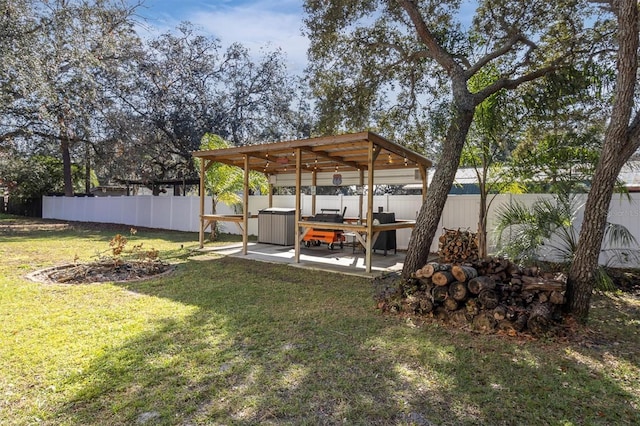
[130,1,477,76]
[131,0,309,74]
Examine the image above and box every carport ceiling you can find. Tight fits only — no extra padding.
[192,131,433,175]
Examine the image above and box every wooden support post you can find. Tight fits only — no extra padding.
[311,170,317,216]
[242,155,249,255]
[420,165,428,202]
[294,147,302,263]
[366,144,375,273]
[358,169,364,223]
[198,159,206,248]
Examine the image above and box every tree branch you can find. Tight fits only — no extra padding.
[397,0,462,75]
[471,63,559,104]
[465,32,536,78]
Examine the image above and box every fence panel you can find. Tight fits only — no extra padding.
[41,193,640,267]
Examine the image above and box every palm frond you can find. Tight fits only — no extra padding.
[604,222,638,248]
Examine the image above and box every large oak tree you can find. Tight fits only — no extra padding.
[304,0,596,278]
[1,0,141,196]
[103,23,303,185]
[568,0,640,321]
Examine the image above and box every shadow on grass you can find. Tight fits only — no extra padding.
[54,256,639,425]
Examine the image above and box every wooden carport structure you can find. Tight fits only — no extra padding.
[192,131,433,273]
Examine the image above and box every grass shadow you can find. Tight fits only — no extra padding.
[51,256,639,425]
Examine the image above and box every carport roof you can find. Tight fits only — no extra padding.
[192,131,433,175]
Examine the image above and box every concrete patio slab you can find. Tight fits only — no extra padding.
[198,242,406,278]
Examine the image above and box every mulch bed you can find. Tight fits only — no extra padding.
[27,260,175,284]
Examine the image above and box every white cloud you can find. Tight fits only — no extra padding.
[133,0,309,75]
[191,5,309,73]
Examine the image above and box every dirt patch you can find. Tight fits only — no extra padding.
[0,218,71,232]
[27,260,175,284]
[0,217,189,235]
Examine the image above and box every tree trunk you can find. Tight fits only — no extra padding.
[210,200,218,241]
[85,142,91,195]
[478,188,488,259]
[61,137,74,197]
[567,0,640,323]
[402,90,476,279]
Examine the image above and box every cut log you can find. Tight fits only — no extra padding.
[449,309,470,325]
[497,320,517,335]
[443,297,459,311]
[448,281,469,301]
[417,278,434,293]
[549,290,565,305]
[478,289,499,309]
[431,285,449,304]
[433,306,449,321]
[465,298,480,317]
[514,312,528,332]
[527,302,553,336]
[438,228,479,263]
[472,311,497,333]
[421,262,450,278]
[468,276,496,294]
[521,275,567,292]
[493,305,508,321]
[507,263,523,276]
[451,265,478,282]
[418,298,434,314]
[538,292,549,303]
[432,271,455,286]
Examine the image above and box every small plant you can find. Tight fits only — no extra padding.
[109,234,128,258]
[494,193,640,290]
[103,228,160,264]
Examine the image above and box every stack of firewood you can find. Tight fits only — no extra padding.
[404,258,566,335]
[438,228,479,263]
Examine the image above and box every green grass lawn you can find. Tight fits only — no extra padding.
[1,214,639,425]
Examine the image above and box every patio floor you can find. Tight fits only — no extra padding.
[199,242,406,278]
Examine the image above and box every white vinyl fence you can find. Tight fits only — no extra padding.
[43,193,640,266]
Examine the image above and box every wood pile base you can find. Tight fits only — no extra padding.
[397,258,567,336]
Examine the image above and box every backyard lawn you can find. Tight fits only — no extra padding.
[1,214,639,425]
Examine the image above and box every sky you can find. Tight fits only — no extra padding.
[131,0,310,74]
